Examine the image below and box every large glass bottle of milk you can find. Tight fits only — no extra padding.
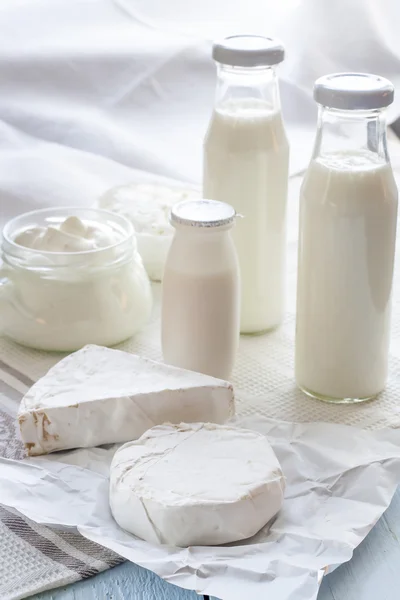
[296,73,398,404]
[203,35,289,334]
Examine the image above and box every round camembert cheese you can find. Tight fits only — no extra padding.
[109,422,285,547]
[98,183,200,281]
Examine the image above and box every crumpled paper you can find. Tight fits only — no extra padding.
[1,415,400,600]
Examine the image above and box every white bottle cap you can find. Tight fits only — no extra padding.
[314,73,394,110]
[171,199,236,228]
[212,35,285,68]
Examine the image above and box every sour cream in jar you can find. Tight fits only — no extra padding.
[0,208,152,351]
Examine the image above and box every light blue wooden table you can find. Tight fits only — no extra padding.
[32,486,400,600]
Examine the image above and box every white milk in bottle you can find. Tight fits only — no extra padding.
[203,35,289,334]
[296,73,398,403]
[162,199,240,380]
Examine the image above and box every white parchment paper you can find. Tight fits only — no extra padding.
[1,416,400,600]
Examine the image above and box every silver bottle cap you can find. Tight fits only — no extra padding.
[170,199,236,228]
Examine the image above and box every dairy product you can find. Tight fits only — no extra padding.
[162,200,240,380]
[163,270,238,379]
[109,422,285,547]
[18,345,235,456]
[296,151,398,401]
[0,208,152,351]
[99,183,200,281]
[14,215,119,252]
[204,98,289,333]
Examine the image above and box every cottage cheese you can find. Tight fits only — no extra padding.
[99,183,200,281]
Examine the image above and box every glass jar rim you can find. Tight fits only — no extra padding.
[2,207,135,271]
[3,206,134,252]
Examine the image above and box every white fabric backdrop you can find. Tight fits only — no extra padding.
[1,0,400,225]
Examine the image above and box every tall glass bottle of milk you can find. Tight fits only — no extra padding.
[296,73,398,404]
[203,35,289,334]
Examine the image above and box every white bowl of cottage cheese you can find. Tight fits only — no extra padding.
[98,183,200,281]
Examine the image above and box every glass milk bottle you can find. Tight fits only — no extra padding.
[203,35,289,334]
[162,199,240,380]
[296,73,398,403]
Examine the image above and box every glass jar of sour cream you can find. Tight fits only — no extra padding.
[0,208,152,351]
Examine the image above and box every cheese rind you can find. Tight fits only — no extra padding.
[109,422,285,547]
[18,346,234,456]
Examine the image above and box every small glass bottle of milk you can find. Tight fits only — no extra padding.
[204,35,289,334]
[296,73,398,404]
[162,199,240,381]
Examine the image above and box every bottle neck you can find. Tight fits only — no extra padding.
[173,223,234,236]
[214,64,281,111]
[313,106,390,163]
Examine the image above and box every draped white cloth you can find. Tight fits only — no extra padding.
[1,0,400,224]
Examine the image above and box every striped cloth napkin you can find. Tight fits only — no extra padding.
[0,360,124,600]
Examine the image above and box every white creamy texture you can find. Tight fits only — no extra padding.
[0,258,151,351]
[14,215,119,252]
[18,345,235,456]
[296,150,398,400]
[2,214,152,351]
[204,98,289,333]
[99,183,200,281]
[110,422,285,547]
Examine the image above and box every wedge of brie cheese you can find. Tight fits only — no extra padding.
[110,422,285,547]
[18,345,234,456]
